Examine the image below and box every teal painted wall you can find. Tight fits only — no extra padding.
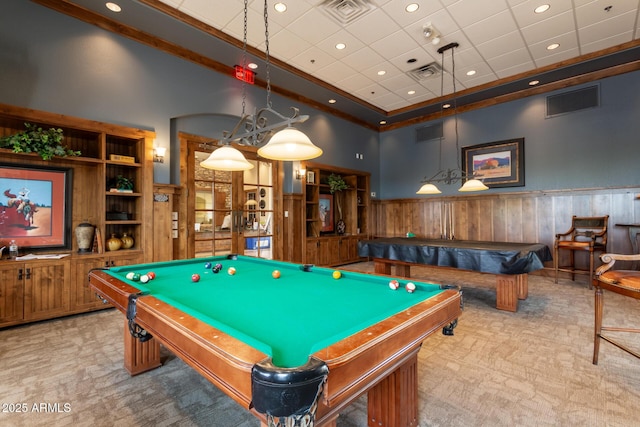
[1,0,638,201]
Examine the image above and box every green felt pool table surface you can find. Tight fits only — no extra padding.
[107,255,449,368]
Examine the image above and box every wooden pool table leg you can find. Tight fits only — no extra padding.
[367,353,418,427]
[123,319,161,375]
[495,274,528,312]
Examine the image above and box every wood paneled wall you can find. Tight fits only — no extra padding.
[371,187,640,265]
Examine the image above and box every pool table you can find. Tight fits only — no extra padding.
[359,237,552,312]
[88,255,461,427]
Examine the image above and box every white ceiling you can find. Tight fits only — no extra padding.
[154,0,640,113]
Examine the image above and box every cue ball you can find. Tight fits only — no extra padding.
[192,273,200,282]
[228,267,236,275]
[147,272,156,280]
[139,274,149,283]
[204,262,212,269]
[405,282,416,293]
[388,280,400,290]
[332,270,341,279]
[125,272,135,280]
[272,270,281,279]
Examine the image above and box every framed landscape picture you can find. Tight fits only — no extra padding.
[0,163,72,250]
[462,138,525,188]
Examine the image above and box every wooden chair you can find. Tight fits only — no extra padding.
[554,215,608,288]
[593,253,640,365]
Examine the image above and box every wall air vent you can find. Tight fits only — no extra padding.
[416,122,443,143]
[407,62,442,82]
[546,85,599,118]
[319,0,375,25]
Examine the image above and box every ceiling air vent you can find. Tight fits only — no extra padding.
[319,0,375,25]
[407,62,442,82]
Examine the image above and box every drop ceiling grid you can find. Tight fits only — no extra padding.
[153,0,640,114]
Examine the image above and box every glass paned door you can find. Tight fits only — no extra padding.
[192,149,274,259]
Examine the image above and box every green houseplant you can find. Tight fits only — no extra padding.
[0,122,80,160]
[110,175,134,192]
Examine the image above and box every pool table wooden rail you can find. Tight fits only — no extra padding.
[89,269,462,427]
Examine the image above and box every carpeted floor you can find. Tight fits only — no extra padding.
[1,262,639,426]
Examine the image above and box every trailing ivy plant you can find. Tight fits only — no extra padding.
[0,122,81,160]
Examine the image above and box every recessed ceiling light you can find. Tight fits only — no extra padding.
[466,70,476,76]
[335,43,346,50]
[534,4,550,14]
[274,3,287,13]
[377,70,386,76]
[405,4,419,13]
[443,103,451,109]
[379,120,387,125]
[408,90,416,95]
[248,62,258,69]
[328,99,336,104]
[105,2,121,12]
[547,43,560,50]
[529,80,540,86]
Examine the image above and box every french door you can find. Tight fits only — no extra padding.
[185,136,275,259]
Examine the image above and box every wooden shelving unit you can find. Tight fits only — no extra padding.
[301,162,370,266]
[0,103,154,328]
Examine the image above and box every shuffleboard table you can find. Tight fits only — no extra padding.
[358,237,552,312]
[88,255,462,427]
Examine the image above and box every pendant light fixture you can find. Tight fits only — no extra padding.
[200,0,322,171]
[416,42,488,194]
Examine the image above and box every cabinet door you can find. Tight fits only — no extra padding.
[0,263,24,326]
[305,239,319,266]
[72,257,110,311]
[104,253,144,268]
[23,260,71,321]
[338,237,353,263]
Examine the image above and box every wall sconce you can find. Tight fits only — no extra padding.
[295,168,306,180]
[153,146,166,163]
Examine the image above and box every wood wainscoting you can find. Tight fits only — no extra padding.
[371,187,640,274]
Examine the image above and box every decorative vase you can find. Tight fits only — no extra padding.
[120,232,134,249]
[106,234,122,251]
[336,219,346,235]
[75,221,95,253]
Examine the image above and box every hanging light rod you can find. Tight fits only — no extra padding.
[437,42,459,54]
[417,41,488,195]
[417,169,488,194]
[200,0,322,171]
[219,106,308,148]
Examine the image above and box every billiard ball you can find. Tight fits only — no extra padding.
[139,274,149,283]
[228,267,236,275]
[132,273,141,282]
[146,272,156,280]
[192,273,200,282]
[272,270,281,279]
[332,270,342,279]
[212,266,220,274]
[204,262,212,269]
[388,280,400,290]
[125,272,135,280]
[215,263,223,270]
[405,282,416,293]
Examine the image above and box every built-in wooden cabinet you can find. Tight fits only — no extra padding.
[301,162,370,266]
[0,103,154,328]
